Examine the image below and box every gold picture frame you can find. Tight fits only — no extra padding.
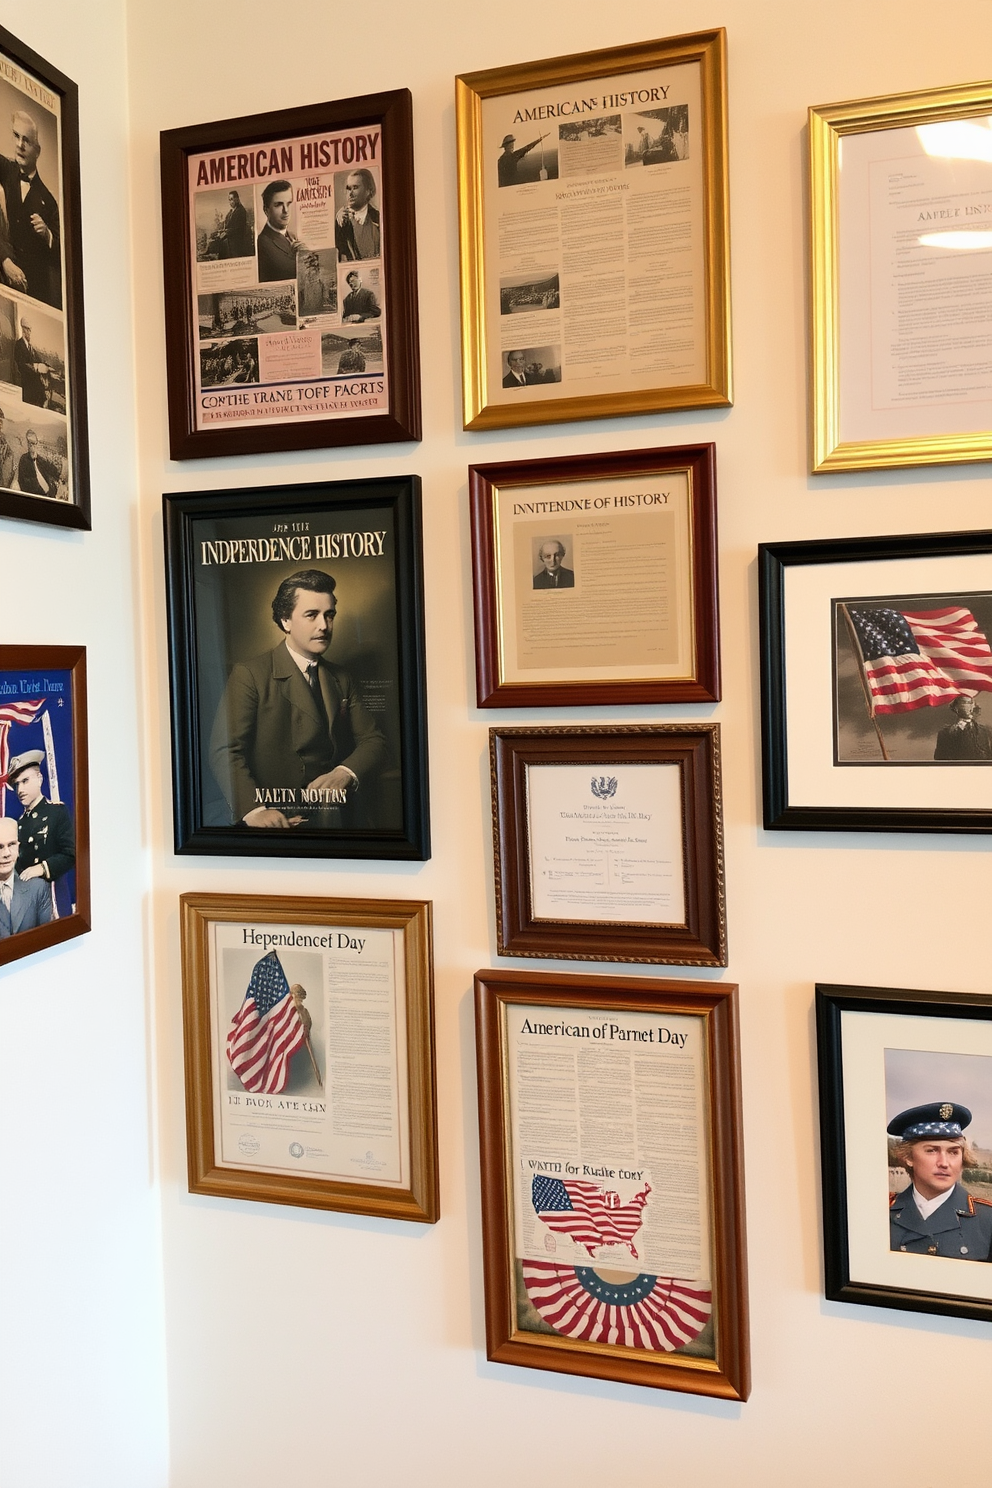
[180,893,439,1222]
[810,80,992,473]
[456,31,731,431]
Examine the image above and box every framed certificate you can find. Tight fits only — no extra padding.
[475,967,749,1398]
[181,893,438,1222]
[759,529,992,833]
[470,443,720,706]
[490,724,726,965]
[810,80,992,472]
[160,89,421,459]
[456,31,731,431]
[817,981,992,1321]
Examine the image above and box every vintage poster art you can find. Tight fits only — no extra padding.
[164,478,429,861]
[161,90,421,458]
[181,894,438,1222]
[817,982,992,1321]
[456,31,731,430]
[475,969,748,1398]
[0,26,89,530]
[0,645,89,965]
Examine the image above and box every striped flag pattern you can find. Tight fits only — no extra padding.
[522,1260,711,1351]
[846,605,992,714]
[532,1175,652,1261]
[227,951,306,1094]
[0,699,48,811]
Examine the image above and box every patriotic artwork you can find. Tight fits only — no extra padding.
[0,668,76,920]
[521,1259,712,1351]
[531,1175,652,1261]
[227,950,307,1094]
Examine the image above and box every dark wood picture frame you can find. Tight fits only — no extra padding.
[164,475,430,861]
[760,530,992,834]
[470,444,720,707]
[475,967,749,1398]
[491,724,726,965]
[816,982,992,1322]
[160,89,421,459]
[0,645,89,965]
[182,893,439,1223]
[0,25,89,531]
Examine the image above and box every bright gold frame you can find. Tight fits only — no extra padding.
[810,80,992,473]
[456,31,732,431]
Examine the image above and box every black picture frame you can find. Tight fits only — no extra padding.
[163,476,430,860]
[160,89,421,459]
[759,530,992,834]
[0,25,89,531]
[816,982,992,1322]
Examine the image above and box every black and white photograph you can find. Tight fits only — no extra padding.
[197,286,296,340]
[164,478,429,860]
[501,345,561,387]
[199,338,260,389]
[321,323,383,377]
[833,592,992,764]
[499,270,560,315]
[332,165,382,261]
[194,186,255,262]
[3,302,66,413]
[297,247,338,322]
[339,264,381,323]
[558,114,622,176]
[496,129,558,187]
[623,105,690,166]
[530,534,574,590]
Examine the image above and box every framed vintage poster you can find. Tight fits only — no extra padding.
[456,30,731,431]
[181,893,438,1223]
[760,530,992,833]
[810,80,992,473]
[817,982,992,1321]
[160,89,421,459]
[0,26,89,530]
[163,476,430,861]
[0,645,89,965]
[475,968,749,1398]
[490,724,726,966]
[470,443,720,707]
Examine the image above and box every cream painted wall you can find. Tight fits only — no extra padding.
[123,3,992,1486]
[0,5,169,1486]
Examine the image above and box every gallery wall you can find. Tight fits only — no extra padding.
[6,0,987,1484]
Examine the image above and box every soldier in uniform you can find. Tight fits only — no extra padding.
[7,749,75,887]
[888,1101,992,1261]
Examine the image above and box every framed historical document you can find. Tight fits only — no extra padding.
[0,26,89,530]
[163,476,430,860]
[160,89,421,459]
[0,645,89,965]
[760,530,992,834]
[490,724,726,965]
[470,443,720,707]
[810,80,992,472]
[456,30,731,431]
[817,982,992,1321]
[181,893,438,1222]
[475,968,748,1398]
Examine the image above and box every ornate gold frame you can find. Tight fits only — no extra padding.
[456,31,732,430]
[810,80,992,473]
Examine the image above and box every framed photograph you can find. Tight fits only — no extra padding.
[760,529,992,834]
[810,80,992,473]
[0,645,89,965]
[470,443,720,707]
[456,31,731,431]
[0,26,89,530]
[163,476,430,860]
[817,982,992,1321]
[475,967,748,1398]
[490,724,726,965]
[181,893,438,1223]
[160,89,421,460]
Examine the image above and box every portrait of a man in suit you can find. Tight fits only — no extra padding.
[210,568,388,829]
[17,428,61,497]
[533,539,575,590]
[334,169,380,261]
[0,108,62,309]
[256,179,300,283]
[0,815,52,938]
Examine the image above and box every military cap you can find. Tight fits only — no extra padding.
[6,748,44,784]
[887,1101,972,1141]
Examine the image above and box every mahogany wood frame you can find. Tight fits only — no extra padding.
[470,444,721,707]
[475,967,749,1398]
[490,724,727,965]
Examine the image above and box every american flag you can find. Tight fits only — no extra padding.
[0,698,48,812]
[845,604,992,714]
[522,1260,711,1351]
[227,951,306,1094]
[532,1175,652,1261]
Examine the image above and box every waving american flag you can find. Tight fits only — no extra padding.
[227,951,306,1094]
[844,604,992,714]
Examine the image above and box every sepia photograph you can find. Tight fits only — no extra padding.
[194,186,255,262]
[499,270,560,315]
[501,345,561,387]
[332,165,382,261]
[558,115,622,177]
[297,247,338,322]
[321,323,383,377]
[197,286,295,340]
[496,128,558,186]
[531,534,574,589]
[339,263,381,322]
[199,338,260,389]
[623,104,690,166]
